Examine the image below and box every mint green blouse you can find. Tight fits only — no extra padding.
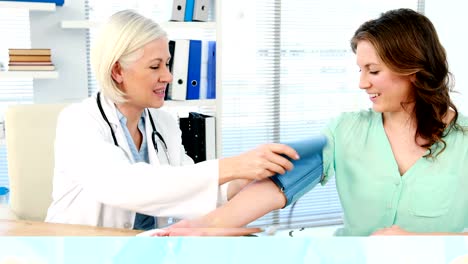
[322,110,468,236]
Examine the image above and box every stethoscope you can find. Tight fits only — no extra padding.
[96,92,170,163]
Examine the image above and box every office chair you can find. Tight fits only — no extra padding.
[5,103,68,221]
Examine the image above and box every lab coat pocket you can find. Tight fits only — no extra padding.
[409,175,454,217]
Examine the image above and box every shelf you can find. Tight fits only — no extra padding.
[60,20,100,29]
[0,71,59,79]
[163,99,216,107]
[162,22,216,30]
[0,1,56,11]
[61,20,216,30]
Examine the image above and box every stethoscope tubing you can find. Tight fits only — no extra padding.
[96,92,169,161]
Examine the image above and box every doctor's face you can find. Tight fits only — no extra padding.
[118,37,172,109]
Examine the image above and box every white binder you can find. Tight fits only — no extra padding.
[170,0,186,21]
[168,39,190,101]
[192,0,210,22]
[204,115,216,160]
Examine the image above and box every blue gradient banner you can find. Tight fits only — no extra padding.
[0,237,467,263]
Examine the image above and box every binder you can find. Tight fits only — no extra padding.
[179,112,216,163]
[206,41,216,99]
[192,0,210,22]
[184,0,195,22]
[186,40,202,100]
[165,40,176,100]
[168,39,190,101]
[170,0,186,22]
[199,41,209,99]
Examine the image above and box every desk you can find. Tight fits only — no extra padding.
[0,219,141,236]
[0,204,18,220]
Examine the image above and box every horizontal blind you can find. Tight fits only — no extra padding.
[0,9,33,187]
[221,0,420,230]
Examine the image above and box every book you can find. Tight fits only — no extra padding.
[8,62,54,66]
[8,65,55,71]
[9,55,51,62]
[9,49,51,56]
[2,0,65,6]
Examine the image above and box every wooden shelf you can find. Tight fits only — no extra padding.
[0,71,59,79]
[61,20,215,30]
[163,99,216,107]
[0,1,56,11]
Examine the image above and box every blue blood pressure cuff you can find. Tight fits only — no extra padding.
[270,135,327,207]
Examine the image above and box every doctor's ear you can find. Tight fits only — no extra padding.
[111,61,123,84]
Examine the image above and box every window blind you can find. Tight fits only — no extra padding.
[0,9,33,188]
[220,0,422,230]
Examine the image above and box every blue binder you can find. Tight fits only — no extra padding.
[184,0,195,22]
[186,40,202,100]
[4,0,65,5]
[207,41,216,99]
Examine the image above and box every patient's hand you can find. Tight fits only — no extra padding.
[371,225,412,236]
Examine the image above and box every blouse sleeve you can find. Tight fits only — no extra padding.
[321,114,342,185]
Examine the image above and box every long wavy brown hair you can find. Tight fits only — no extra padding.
[350,8,460,157]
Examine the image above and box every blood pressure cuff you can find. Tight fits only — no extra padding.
[270,135,327,207]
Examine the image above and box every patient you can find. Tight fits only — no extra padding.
[163,8,468,236]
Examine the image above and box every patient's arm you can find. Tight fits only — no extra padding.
[174,179,285,228]
[227,179,252,200]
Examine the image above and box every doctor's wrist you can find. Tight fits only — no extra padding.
[218,157,237,185]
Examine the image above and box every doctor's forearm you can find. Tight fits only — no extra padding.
[218,158,237,185]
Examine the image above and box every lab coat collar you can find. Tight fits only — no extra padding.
[98,94,121,131]
[96,93,135,162]
[97,93,162,165]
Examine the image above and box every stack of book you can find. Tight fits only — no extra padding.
[1,0,65,6]
[8,48,55,71]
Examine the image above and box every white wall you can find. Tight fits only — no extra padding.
[28,1,468,113]
[425,1,468,115]
[30,1,88,103]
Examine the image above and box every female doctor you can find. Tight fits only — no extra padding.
[45,10,298,231]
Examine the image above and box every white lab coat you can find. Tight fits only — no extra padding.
[46,94,227,229]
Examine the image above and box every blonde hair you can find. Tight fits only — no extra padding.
[91,10,167,103]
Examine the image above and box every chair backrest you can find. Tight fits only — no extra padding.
[5,103,68,221]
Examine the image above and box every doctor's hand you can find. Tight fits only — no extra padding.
[218,143,299,184]
[147,227,262,237]
[146,219,262,236]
